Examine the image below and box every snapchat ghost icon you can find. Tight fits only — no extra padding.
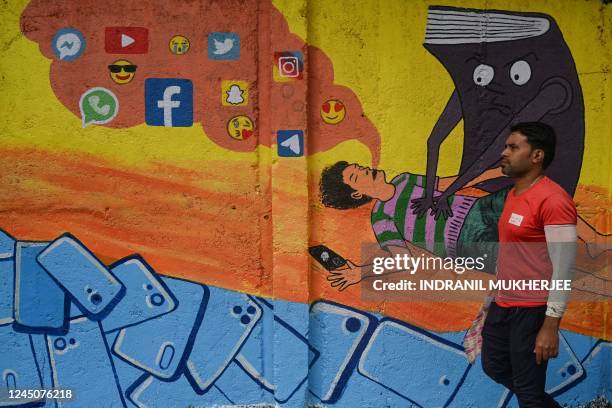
[108,59,137,85]
[321,99,346,125]
[227,115,254,140]
[169,35,190,55]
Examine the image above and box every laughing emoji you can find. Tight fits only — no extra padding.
[108,59,137,85]
[321,99,346,125]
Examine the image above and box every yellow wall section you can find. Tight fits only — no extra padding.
[3,0,610,184]
[275,0,611,187]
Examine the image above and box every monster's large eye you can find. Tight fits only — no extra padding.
[473,64,494,86]
[510,60,531,86]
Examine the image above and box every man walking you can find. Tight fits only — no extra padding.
[481,122,577,407]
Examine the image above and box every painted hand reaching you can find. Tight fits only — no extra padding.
[326,260,364,291]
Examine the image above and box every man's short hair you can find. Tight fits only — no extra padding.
[510,122,556,169]
[320,161,373,209]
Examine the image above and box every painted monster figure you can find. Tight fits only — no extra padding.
[413,6,584,219]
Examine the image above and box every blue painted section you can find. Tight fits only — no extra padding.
[0,259,15,325]
[555,341,611,406]
[0,229,15,259]
[185,287,261,393]
[127,374,230,408]
[561,330,599,361]
[214,361,273,405]
[102,255,177,333]
[0,324,45,407]
[46,317,126,407]
[546,332,584,395]
[105,330,151,406]
[309,301,378,403]
[448,356,510,408]
[237,297,318,404]
[37,234,124,318]
[335,370,414,408]
[358,318,469,407]
[113,277,208,381]
[1,231,608,407]
[13,242,69,334]
[30,334,58,408]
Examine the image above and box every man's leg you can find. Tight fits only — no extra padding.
[509,306,561,408]
[481,303,514,390]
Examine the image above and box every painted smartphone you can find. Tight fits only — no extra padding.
[308,245,347,271]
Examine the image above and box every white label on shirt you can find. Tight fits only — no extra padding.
[509,212,523,226]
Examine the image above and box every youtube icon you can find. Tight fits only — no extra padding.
[105,27,148,54]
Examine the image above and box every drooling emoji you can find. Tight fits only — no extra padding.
[108,59,137,85]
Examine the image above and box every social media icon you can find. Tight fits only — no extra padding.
[222,80,248,106]
[169,35,190,55]
[52,28,86,61]
[79,87,119,127]
[105,27,149,54]
[208,32,240,60]
[277,130,304,157]
[227,115,254,140]
[145,78,193,127]
[274,51,304,81]
[321,99,346,125]
[108,59,137,85]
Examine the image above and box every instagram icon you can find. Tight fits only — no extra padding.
[274,51,304,80]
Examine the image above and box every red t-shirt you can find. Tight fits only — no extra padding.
[496,176,577,306]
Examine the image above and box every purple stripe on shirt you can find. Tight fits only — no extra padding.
[373,219,398,235]
[444,195,477,256]
[425,208,437,252]
[381,239,406,249]
[383,177,409,216]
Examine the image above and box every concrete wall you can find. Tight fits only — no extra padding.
[0,0,609,406]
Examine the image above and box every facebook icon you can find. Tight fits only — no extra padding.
[145,78,193,127]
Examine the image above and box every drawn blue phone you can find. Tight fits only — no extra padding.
[101,255,177,333]
[309,301,377,404]
[235,297,319,403]
[46,317,125,407]
[0,324,45,407]
[127,373,231,408]
[185,287,261,393]
[358,318,469,407]
[37,233,124,319]
[13,242,69,334]
[0,229,15,259]
[112,277,208,380]
[0,259,15,325]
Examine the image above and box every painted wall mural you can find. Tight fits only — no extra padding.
[0,0,610,407]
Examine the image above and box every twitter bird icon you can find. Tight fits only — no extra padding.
[208,32,240,60]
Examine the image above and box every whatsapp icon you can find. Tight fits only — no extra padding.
[79,87,119,127]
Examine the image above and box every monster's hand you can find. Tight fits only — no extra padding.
[411,196,436,217]
[432,194,453,220]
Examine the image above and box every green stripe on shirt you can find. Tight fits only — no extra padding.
[394,174,417,245]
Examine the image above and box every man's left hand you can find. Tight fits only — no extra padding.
[534,316,561,365]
